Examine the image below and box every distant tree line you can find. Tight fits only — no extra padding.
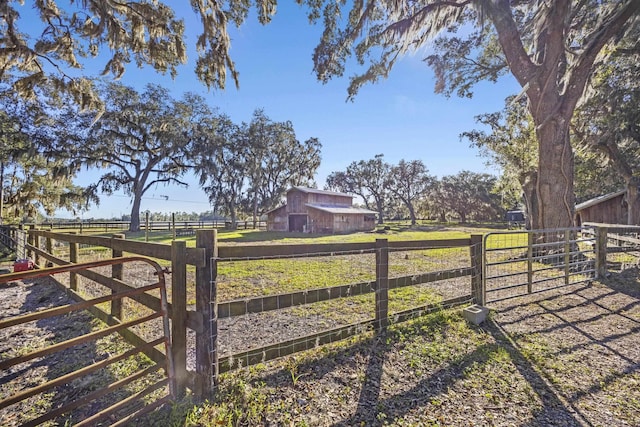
[326,154,503,225]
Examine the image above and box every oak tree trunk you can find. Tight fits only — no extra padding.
[521,171,539,230]
[626,177,640,225]
[535,116,575,231]
[130,192,142,232]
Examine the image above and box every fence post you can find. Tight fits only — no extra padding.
[527,232,533,293]
[172,213,176,241]
[45,235,53,267]
[69,232,79,291]
[595,226,608,278]
[171,240,188,397]
[111,234,125,319]
[470,235,484,305]
[195,229,217,399]
[27,225,35,262]
[145,212,150,242]
[375,239,389,331]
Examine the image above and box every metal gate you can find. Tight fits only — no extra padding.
[0,257,174,426]
[483,227,597,303]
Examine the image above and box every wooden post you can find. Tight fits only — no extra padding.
[69,232,79,291]
[172,213,176,241]
[470,235,484,305]
[45,236,53,267]
[375,239,389,331]
[27,225,35,262]
[171,240,188,396]
[111,234,125,319]
[527,232,533,293]
[195,229,217,398]
[145,212,150,242]
[595,226,608,278]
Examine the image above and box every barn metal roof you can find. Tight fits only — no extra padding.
[575,190,625,211]
[290,186,353,198]
[305,203,377,215]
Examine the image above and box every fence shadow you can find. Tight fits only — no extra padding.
[490,275,640,426]
[225,310,587,426]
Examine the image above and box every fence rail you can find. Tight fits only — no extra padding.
[25,219,266,232]
[213,238,479,374]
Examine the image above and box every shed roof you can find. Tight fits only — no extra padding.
[306,203,377,215]
[575,190,625,211]
[290,186,353,198]
[264,204,286,215]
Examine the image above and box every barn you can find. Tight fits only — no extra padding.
[574,190,627,225]
[267,187,377,233]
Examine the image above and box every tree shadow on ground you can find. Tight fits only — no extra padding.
[325,320,586,427]
[490,277,640,426]
[247,309,587,427]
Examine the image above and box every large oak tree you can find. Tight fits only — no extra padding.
[573,34,640,224]
[0,91,92,224]
[1,0,257,107]
[65,83,207,231]
[326,154,390,224]
[305,0,640,231]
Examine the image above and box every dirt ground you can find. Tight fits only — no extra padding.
[488,268,640,426]
[1,265,639,426]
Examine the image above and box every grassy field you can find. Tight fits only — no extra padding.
[38,223,500,303]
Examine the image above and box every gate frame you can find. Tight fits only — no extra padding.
[481,226,597,305]
[0,257,175,426]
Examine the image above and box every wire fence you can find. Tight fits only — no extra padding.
[483,227,597,303]
[212,240,477,373]
[581,224,640,271]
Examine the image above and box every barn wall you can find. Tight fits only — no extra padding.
[308,211,334,233]
[332,213,376,233]
[307,193,352,206]
[287,190,308,214]
[267,206,288,231]
[577,195,626,225]
[286,189,353,214]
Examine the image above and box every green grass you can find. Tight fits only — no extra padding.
[171,308,531,427]
[74,224,492,246]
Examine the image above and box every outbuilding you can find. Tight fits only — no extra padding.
[574,190,627,225]
[267,187,377,233]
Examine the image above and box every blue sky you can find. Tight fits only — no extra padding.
[46,2,520,219]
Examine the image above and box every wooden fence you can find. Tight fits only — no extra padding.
[26,219,266,233]
[0,226,487,399]
[211,235,482,373]
[0,224,20,251]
